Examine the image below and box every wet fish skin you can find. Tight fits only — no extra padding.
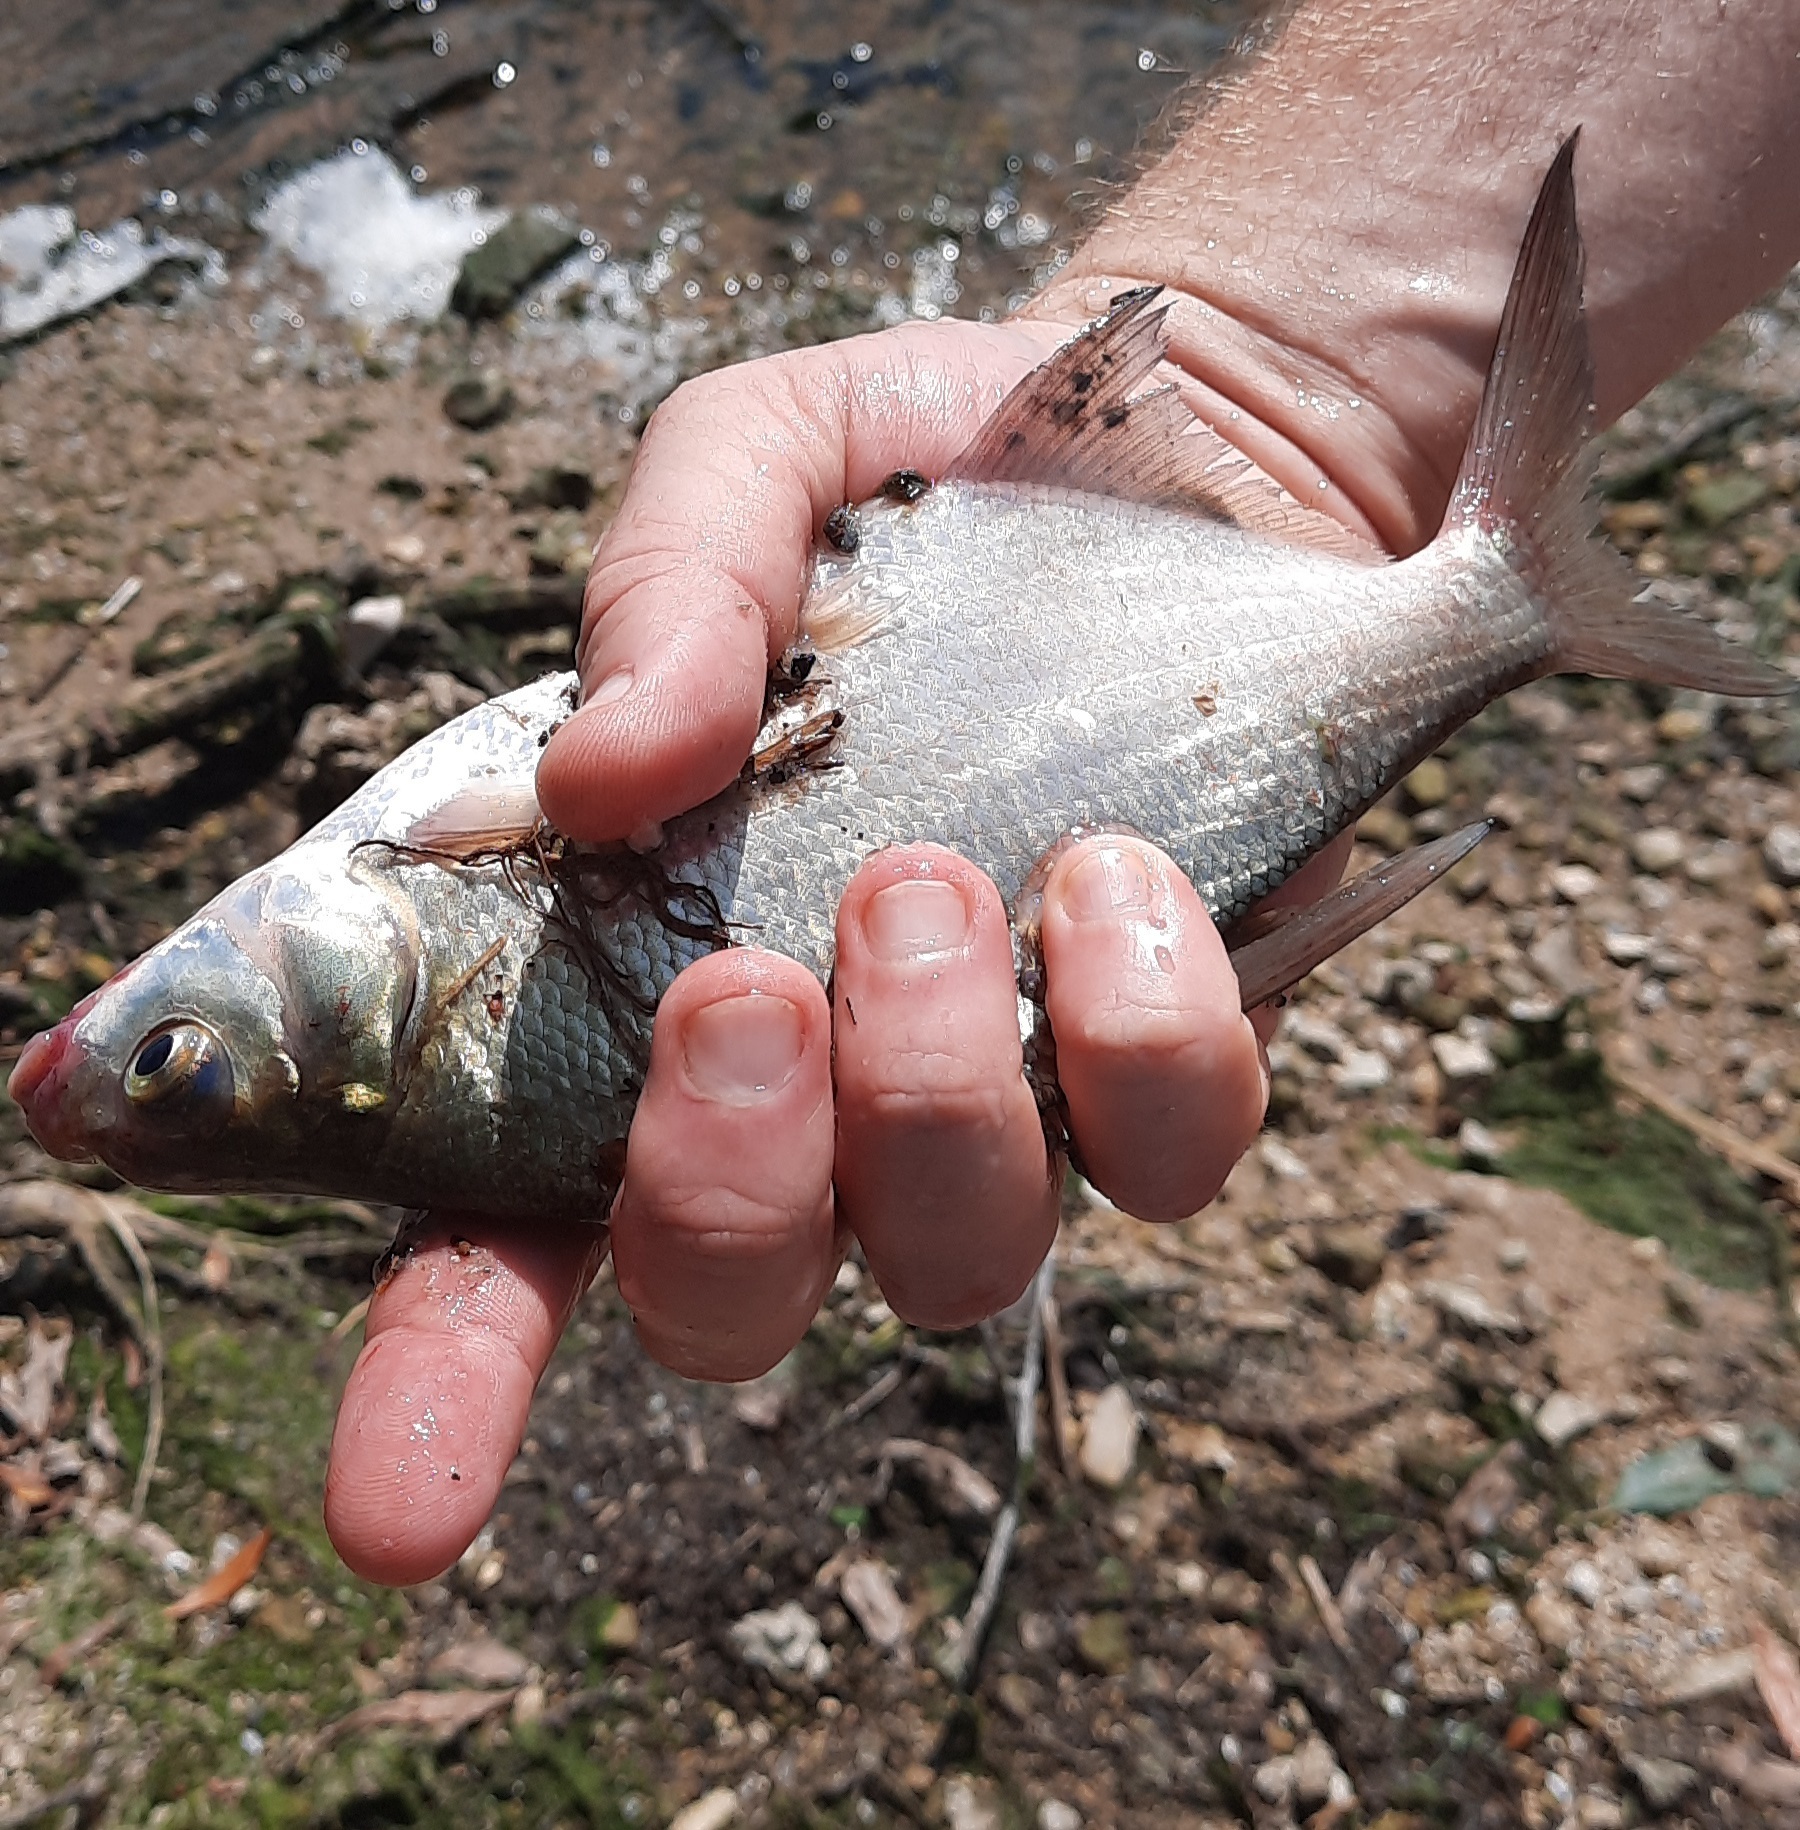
[8,138,1788,1217]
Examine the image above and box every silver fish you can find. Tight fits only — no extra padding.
[8,139,1787,1215]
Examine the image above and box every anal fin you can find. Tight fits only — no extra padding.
[1228,823,1493,1010]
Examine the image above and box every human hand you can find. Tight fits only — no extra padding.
[323,312,1361,1582]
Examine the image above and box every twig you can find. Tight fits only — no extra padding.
[1041,1284,1073,1476]
[941,1243,1057,1688]
[1610,1066,1800,1201]
[96,1202,163,1520]
[1297,1552,1353,1656]
[828,1361,907,1432]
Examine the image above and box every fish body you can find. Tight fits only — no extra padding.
[8,140,1787,1215]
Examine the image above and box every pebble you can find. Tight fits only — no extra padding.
[1458,1118,1508,1168]
[1550,863,1602,902]
[1356,806,1412,852]
[943,1778,1002,1830]
[442,369,514,429]
[1430,1033,1497,1083]
[1419,1280,1524,1337]
[1657,1645,1757,1706]
[1405,757,1451,808]
[1525,1590,1581,1654]
[1037,1804,1081,1830]
[1259,1137,1310,1180]
[1079,1384,1141,1490]
[1334,1048,1392,1094]
[1308,1222,1389,1292]
[1759,923,1800,967]
[728,1601,831,1687]
[1623,1754,1699,1812]
[1534,1391,1606,1448]
[1564,1559,1605,1608]
[1617,764,1666,803]
[1761,822,1800,892]
[1286,1009,1347,1061]
[1600,928,1653,965]
[669,1791,739,1830]
[1497,1238,1532,1271]
[1630,827,1687,874]
[839,1559,908,1653]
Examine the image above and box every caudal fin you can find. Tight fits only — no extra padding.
[1450,133,1790,699]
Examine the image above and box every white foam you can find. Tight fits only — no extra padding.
[254,147,504,328]
[0,204,216,344]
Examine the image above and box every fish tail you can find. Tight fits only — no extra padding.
[1448,131,1789,699]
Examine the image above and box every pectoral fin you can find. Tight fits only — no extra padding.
[1227,822,1493,1010]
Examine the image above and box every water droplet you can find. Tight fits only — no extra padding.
[493,60,517,87]
[1136,47,1157,71]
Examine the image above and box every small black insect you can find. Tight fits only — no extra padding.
[823,503,860,553]
[878,467,930,504]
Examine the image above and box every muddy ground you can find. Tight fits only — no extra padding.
[2,3,1800,1827]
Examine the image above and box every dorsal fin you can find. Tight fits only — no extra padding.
[947,285,1381,563]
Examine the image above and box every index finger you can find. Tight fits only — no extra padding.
[534,320,1056,842]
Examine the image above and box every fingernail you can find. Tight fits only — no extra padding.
[587,664,636,708]
[681,993,805,1103]
[863,879,972,961]
[1058,843,1157,922]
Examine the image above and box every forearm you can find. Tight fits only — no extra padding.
[1030,0,1800,555]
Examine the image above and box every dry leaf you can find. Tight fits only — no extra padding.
[165,1527,272,1621]
[0,1317,72,1441]
[325,1686,515,1747]
[0,1461,56,1510]
[426,1634,532,1689]
[1754,1623,1800,1761]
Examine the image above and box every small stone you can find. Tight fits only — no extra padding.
[1632,1523,1687,1578]
[1535,1391,1606,1448]
[1764,823,1800,888]
[1308,1222,1388,1292]
[729,1601,830,1688]
[442,369,514,430]
[942,1779,1002,1830]
[1430,1032,1497,1083]
[1563,1559,1605,1608]
[1356,806,1412,853]
[452,206,581,318]
[1630,827,1687,874]
[383,533,427,570]
[1079,1384,1141,1489]
[1759,923,1800,968]
[1075,1610,1131,1675]
[1404,757,1451,809]
[1259,1137,1310,1180]
[600,1601,640,1651]
[840,1559,908,1653]
[1458,1118,1508,1168]
[1529,924,1596,998]
[1037,1803,1081,1830]
[1601,928,1653,965]
[1420,1280,1524,1337]
[1292,1735,1345,1808]
[1498,1239,1531,1272]
[1753,882,1792,923]
[1623,1754,1699,1812]
[669,1790,740,1830]
[1550,863,1602,902]
[1656,705,1711,744]
[1251,1756,1296,1807]
[1687,469,1771,528]
[1334,1048,1392,1094]
[1617,764,1666,803]
[1017,1611,1057,1655]
[1657,1646,1756,1706]
[529,508,593,577]
[511,1682,545,1728]
[1578,1793,1625,1829]
[1208,1569,1261,1620]
[1525,1590,1581,1655]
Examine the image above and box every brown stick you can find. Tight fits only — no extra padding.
[1610,1065,1800,1203]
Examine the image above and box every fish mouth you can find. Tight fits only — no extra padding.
[6,1021,100,1164]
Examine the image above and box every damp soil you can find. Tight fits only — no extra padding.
[2,3,1800,1827]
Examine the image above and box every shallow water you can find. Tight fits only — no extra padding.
[3,0,1255,323]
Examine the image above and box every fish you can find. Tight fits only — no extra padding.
[8,136,1789,1217]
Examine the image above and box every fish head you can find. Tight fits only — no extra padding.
[8,850,422,1193]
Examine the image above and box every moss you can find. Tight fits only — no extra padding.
[1477,1048,1771,1288]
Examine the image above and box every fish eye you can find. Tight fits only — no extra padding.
[123,1021,234,1130]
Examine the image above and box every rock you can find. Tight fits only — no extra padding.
[1457,1118,1508,1169]
[1687,470,1771,528]
[1334,1048,1392,1094]
[426,1634,532,1689]
[1765,823,1800,888]
[599,1601,639,1651]
[1079,1384,1141,1489]
[670,1790,740,1830]
[1420,1280,1524,1338]
[1259,1137,1310,1180]
[1251,1756,1297,1807]
[1285,1009,1347,1061]
[342,593,406,674]
[1618,764,1666,803]
[1404,757,1451,809]
[529,508,593,577]
[1356,806,1412,852]
[1656,705,1711,744]
[1308,1222,1388,1292]
[1292,1734,1349,1808]
[1601,928,1653,965]
[1445,1443,1524,1544]
[1631,1523,1687,1578]
[1430,1033,1497,1083]
[1534,1391,1606,1448]
[1528,924,1595,998]
[1624,1754,1699,1812]
[511,1682,545,1728]
[729,1601,830,1688]
[1498,1238,1531,1272]
[1550,863,1602,902]
[1563,1559,1604,1608]
[839,1559,908,1653]
[1037,1803,1082,1830]
[1630,827,1687,874]
[1207,1569,1262,1620]
[1759,923,1800,968]
[1656,1645,1756,1707]
[1525,1590,1581,1655]
[442,368,514,429]
[452,207,581,318]
[1075,1610,1131,1675]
